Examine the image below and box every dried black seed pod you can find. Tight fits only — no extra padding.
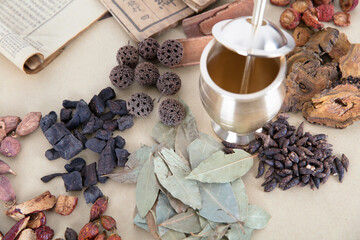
[109,65,134,89]
[256,161,265,178]
[273,127,287,139]
[275,161,284,169]
[283,177,300,190]
[138,37,160,61]
[312,176,320,189]
[281,175,293,186]
[288,151,299,163]
[296,122,304,137]
[284,159,293,168]
[296,137,308,146]
[273,153,285,161]
[341,154,349,172]
[301,174,310,183]
[158,98,186,127]
[293,164,299,176]
[65,227,78,240]
[334,157,345,182]
[127,92,154,117]
[264,159,275,167]
[264,180,277,192]
[116,44,139,68]
[261,176,274,186]
[157,39,183,67]
[264,167,275,179]
[264,148,281,156]
[223,147,235,154]
[134,62,160,86]
[156,72,182,96]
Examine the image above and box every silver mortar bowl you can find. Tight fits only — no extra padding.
[199,39,287,145]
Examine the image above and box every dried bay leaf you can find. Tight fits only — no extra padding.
[208,224,230,240]
[154,153,202,209]
[161,230,186,240]
[226,225,253,240]
[134,211,149,231]
[156,192,176,236]
[179,98,199,143]
[127,145,153,168]
[152,122,176,149]
[146,209,160,240]
[231,178,248,222]
[188,133,223,169]
[159,208,202,233]
[244,205,270,230]
[198,182,241,223]
[194,223,214,238]
[186,149,254,183]
[160,148,192,175]
[160,186,188,214]
[136,157,159,218]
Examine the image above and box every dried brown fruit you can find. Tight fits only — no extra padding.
[0,159,16,175]
[291,0,313,13]
[27,211,47,229]
[0,136,21,157]
[340,0,358,12]
[90,196,108,221]
[64,228,77,240]
[100,215,117,231]
[0,121,6,143]
[2,217,30,240]
[292,26,313,47]
[78,222,99,240]
[6,191,57,221]
[333,11,351,26]
[55,195,78,216]
[107,233,122,240]
[0,116,21,134]
[270,0,291,6]
[15,112,42,136]
[0,175,16,202]
[34,226,54,240]
[17,229,36,240]
[94,231,107,240]
[341,154,349,172]
[302,9,324,29]
[280,8,301,29]
[315,4,334,22]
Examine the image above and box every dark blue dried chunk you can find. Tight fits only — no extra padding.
[65,157,86,173]
[100,111,115,121]
[89,95,105,116]
[41,173,65,183]
[44,122,71,146]
[114,136,125,149]
[85,138,106,153]
[65,100,91,130]
[83,185,103,204]
[115,148,130,167]
[74,130,87,149]
[82,114,104,134]
[62,100,80,109]
[97,169,109,184]
[103,119,118,131]
[95,130,113,141]
[62,171,83,191]
[107,100,128,116]
[98,138,116,175]
[60,108,73,123]
[82,162,97,187]
[45,148,61,161]
[54,134,83,160]
[117,115,134,131]
[98,87,116,102]
[40,111,57,132]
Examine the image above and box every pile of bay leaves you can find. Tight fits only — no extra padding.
[108,100,270,240]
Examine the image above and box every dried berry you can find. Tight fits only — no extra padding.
[27,211,46,229]
[64,228,78,240]
[84,185,104,204]
[82,162,98,187]
[157,39,183,67]
[333,11,351,26]
[138,37,159,60]
[117,115,134,131]
[315,4,334,22]
[15,112,41,136]
[134,62,160,86]
[95,130,113,141]
[100,215,117,231]
[17,229,36,240]
[45,148,61,161]
[116,44,139,68]
[35,226,54,240]
[106,100,128,116]
[158,98,186,126]
[156,72,182,96]
[94,231,107,240]
[90,196,109,221]
[64,157,86,173]
[109,65,134,89]
[82,115,104,134]
[89,95,105,117]
[114,136,125,149]
[115,148,130,166]
[0,159,16,175]
[302,9,324,29]
[65,100,91,130]
[0,136,21,157]
[291,0,313,13]
[0,175,16,202]
[0,116,21,134]
[3,217,30,240]
[41,173,65,183]
[86,138,107,153]
[127,92,154,117]
[55,195,78,216]
[280,8,301,30]
[62,171,83,192]
[98,87,116,102]
[40,112,57,132]
[270,0,291,6]
[107,233,122,240]
[340,0,358,12]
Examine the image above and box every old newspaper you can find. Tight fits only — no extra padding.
[0,0,106,74]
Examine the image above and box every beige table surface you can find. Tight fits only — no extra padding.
[1,1,360,239]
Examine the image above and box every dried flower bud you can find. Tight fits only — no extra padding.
[90,196,109,221]
[78,222,99,240]
[280,8,301,29]
[15,112,42,136]
[0,136,21,157]
[100,215,117,231]
[302,9,324,29]
[333,11,351,26]
[291,0,313,13]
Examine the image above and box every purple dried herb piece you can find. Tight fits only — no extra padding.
[115,148,130,167]
[41,173,66,183]
[298,160,307,167]
[275,161,284,169]
[299,167,313,175]
[54,134,83,160]
[281,175,293,185]
[278,137,286,149]
[97,169,109,184]
[312,176,320,189]
[279,169,293,176]
[98,87,116,102]
[100,111,115,121]
[223,147,234,154]
[45,148,61,161]
[85,138,107,154]
[44,122,71,146]
[63,100,79,109]
[74,130,87,149]
[296,137,308,146]
[138,37,159,60]
[95,130,113,141]
[89,95,105,117]
[307,158,322,167]
[83,186,104,204]
[296,122,304,137]
[330,163,338,175]
[65,227,78,240]
[117,115,134,131]
[261,175,274,186]
[97,138,116,175]
[247,140,261,154]
[0,175,16,202]
[277,113,289,120]
[82,162,98,187]
[256,161,265,178]
[60,108,73,123]
[313,149,323,160]
[341,154,349,172]
[273,127,287,139]
[82,115,104,134]
[114,136,125,149]
[264,180,277,192]
[293,164,299,176]
[65,100,91,130]
[64,158,86,173]
[321,165,331,184]
[103,120,118,131]
[62,171,83,191]
[107,100,128,116]
[313,134,327,141]
[283,177,300,190]
[222,141,244,149]
[334,157,345,182]
[40,111,57,132]
[288,152,299,163]
[315,172,326,178]
[299,146,314,156]
[264,148,281,156]
[264,166,275,178]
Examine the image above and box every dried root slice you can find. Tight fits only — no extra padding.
[316,4,334,22]
[302,9,324,29]
[339,44,360,79]
[333,11,351,26]
[3,217,30,240]
[270,0,291,6]
[340,0,358,12]
[291,0,313,13]
[27,211,47,229]
[6,191,57,221]
[286,47,322,74]
[292,26,314,47]
[305,27,339,54]
[303,84,360,128]
[55,195,78,216]
[280,8,301,29]
[329,33,351,61]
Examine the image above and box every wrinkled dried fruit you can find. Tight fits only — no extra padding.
[302,9,324,29]
[62,171,83,192]
[35,226,54,240]
[6,191,57,221]
[84,185,103,204]
[55,195,78,216]
[291,0,313,13]
[280,8,301,29]
[270,0,290,6]
[107,233,122,240]
[0,159,16,175]
[15,112,42,136]
[0,116,21,134]
[333,11,351,26]
[17,229,36,240]
[27,211,47,229]
[316,4,334,22]
[0,175,16,202]
[94,231,107,240]
[100,215,117,231]
[0,136,21,157]
[0,121,6,143]
[90,196,109,221]
[3,217,30,240]
[64,228,77,240]
[78,222,99,240]
[340,0,358,12]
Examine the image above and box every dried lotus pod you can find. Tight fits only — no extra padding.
[138,38,159,61]
[157,40,183,67]
[127,93,154,117]
[156,72,182,96]
[116,44,139,68]
[109,65,134,89]
[158,98,185,126]
[134,62,160,86]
